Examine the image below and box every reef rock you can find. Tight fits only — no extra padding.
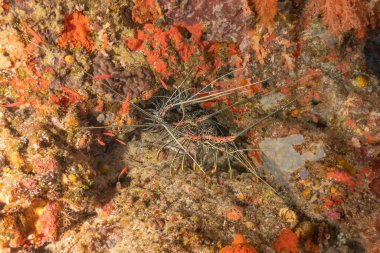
[259,134,325,179]
[157,0,251,42]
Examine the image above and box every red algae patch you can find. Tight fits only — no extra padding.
[272,228,299,253]
[219,234,258,253]
[57,11,94,52]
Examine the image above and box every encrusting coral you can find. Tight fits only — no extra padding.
[57,11,95,52]
[219,234,258,253]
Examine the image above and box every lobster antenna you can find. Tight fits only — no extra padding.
[77,124,160,130]
[190,68,244,99]
[162,65,196,109]
[171,78,270,108]
[231,146,279,194]
[235,97,299,138]
[197,92,259,122]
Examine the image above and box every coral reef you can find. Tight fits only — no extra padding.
[0,106,96,248]
[125,22,244,97]
[0,0,379,252]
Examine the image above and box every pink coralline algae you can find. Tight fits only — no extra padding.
[38,202,61,242]
[33,158,59,174]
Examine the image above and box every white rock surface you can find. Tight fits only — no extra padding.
[259,134,325,177]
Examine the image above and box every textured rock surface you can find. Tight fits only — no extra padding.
[259,92,287,112]
[47,138,287,253]
[157,0,251,42]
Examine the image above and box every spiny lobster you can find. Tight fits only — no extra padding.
[118,73,301,192]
